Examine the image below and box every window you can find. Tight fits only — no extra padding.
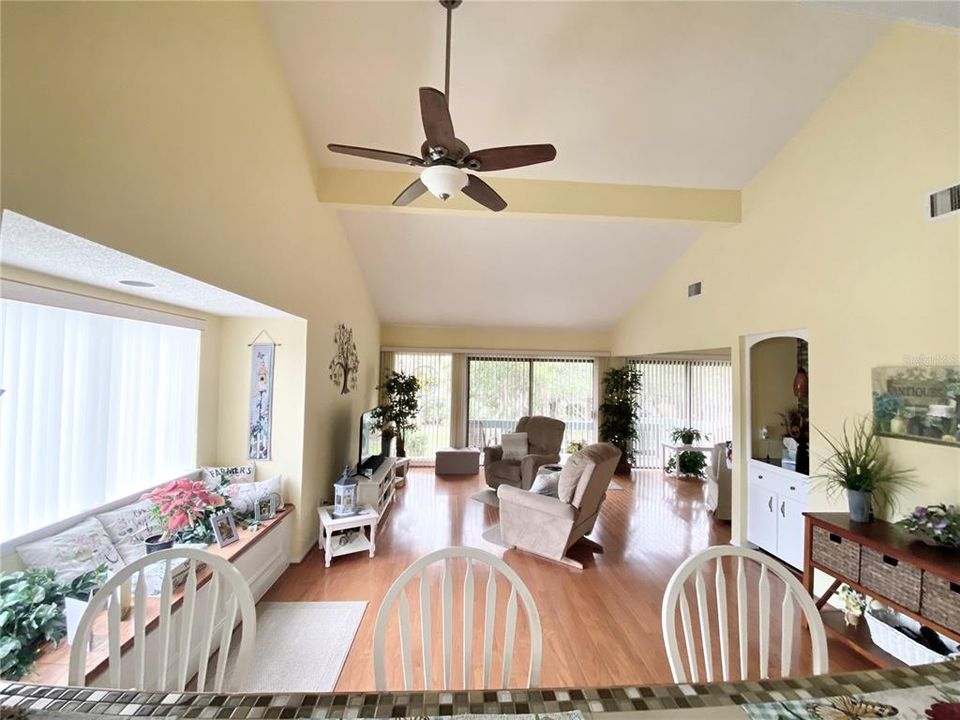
[629,357,732,468]
[390,352,453,462]
[467,356,595,449]
[1,299,201,542]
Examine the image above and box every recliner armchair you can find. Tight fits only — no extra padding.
[483,416,565,491]
[498,442,621,568]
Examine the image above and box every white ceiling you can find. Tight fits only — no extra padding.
[0,211,292,319]
[260,1,891,189]
[337,209,702,330]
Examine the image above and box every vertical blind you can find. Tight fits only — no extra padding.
[628,357,732,468]
[1,299,201,542]
[390,352,453,463]
[467,356,596,449]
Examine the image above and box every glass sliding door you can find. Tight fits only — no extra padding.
[391,352,453,463]
[628,357,732,468]
[467,356,596,450]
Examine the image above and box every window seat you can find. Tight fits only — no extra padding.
[24,505,294,687]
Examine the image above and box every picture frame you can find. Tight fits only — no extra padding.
[210,511,239,548]
[872,366,960,447]
[254,495,277,522]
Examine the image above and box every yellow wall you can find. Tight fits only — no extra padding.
[613,23,960,538]
[750,338,800,460]
[382,324,611,355]
[1,1,381,558]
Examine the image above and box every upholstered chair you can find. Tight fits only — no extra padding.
[483,416,566,491]
[497,442,621,568]
[705,442,732,521]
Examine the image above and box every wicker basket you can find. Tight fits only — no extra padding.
[865,607,960,666]
[860,547,922,611]
[921,573,960,634]
[811,527,860,580]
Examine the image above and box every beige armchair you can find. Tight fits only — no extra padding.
[497,442,621,569]
[705,442,732,521]
[483,416,565,491]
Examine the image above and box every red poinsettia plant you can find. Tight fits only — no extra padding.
[143,478,226,541]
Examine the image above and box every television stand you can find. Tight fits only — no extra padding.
[355,457,397,518]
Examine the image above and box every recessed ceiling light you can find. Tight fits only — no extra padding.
[119,280,156,288]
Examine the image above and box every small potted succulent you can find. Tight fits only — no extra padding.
[142,478,226,551]
[897,504,960,548]
[815,416,914,522]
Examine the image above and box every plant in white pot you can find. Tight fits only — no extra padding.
[815,416,914,523]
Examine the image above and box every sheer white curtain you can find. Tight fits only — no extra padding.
[1,300,201,541]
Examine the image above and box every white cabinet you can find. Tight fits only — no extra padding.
[747,459,808,568]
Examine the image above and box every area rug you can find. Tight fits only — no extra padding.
[481,524,511,548]
[227,601,366,692]
[470,488,500,508]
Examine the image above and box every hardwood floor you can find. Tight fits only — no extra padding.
[264,468,874,691]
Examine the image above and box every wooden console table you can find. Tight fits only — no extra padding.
[803,512,960,666]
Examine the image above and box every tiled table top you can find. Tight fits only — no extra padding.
[1,661,958,719]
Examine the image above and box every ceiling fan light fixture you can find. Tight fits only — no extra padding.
[420,165,467,201]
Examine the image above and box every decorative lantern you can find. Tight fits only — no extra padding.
[333,466,359,518]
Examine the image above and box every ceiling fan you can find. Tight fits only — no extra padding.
[326,0,557,212]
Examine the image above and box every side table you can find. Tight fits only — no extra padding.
[317,504,379,568]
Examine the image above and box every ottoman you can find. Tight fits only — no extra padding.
[435,448,481,475]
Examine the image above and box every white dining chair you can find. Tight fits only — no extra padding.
[68,547,257,692]
[373,546,542,690]
[661,545,828,682]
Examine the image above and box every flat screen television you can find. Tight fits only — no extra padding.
[359,409,383,472]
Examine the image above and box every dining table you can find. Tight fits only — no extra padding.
[2,660,958,720]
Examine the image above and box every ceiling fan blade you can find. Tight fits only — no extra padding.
[462,175,507,212]
[392,179,428,207]
[419,87,457,154]
[464,144,557,172]
[327,144,423,166]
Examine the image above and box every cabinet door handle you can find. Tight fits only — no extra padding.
[780,501,786,518]
[768,497,774,512]
[790,486,796,491]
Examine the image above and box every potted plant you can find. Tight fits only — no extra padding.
[566,440,585,454]
[371,371,421,458]
[142,477,226,550]
[815,416,914,523]
[665,427,709,477]
[897,504,960,548]
[671,426,704,446]
[0,564,107,680]
[872,391,903,433]
[837,584,867,627]
[599,365,643,474]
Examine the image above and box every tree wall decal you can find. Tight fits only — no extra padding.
[329,323,359,395]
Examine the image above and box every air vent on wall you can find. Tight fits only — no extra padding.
[930,183,960,218]
[688,281,702,298]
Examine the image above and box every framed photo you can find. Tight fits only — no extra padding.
[254,495,277,522]
[210,511,239,548]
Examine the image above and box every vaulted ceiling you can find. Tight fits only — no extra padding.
[258,1,901,329]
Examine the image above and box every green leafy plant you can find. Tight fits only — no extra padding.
[814,416,915,518]
[599,365,643,467]
[872,391,903,430]
[371,370,421,457]
[664,451,708,478]
[566,440,585,454]
[0,564,107,680]
[670,427,706,446]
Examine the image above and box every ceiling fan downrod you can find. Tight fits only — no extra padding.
[439,0,461,102]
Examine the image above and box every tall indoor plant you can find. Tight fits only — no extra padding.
[815,416,914,522]
[599,365,643,473]
[372,370,421,458]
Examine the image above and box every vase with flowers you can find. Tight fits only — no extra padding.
[897,504,960,548]
[142,478,226,550]
[837,584,867,627]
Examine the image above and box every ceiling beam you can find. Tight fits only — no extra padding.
[314,167,741,224]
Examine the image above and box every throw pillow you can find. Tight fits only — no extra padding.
[529,470,560,498]
[17,517,125,584]
[501,432,529,462]
[558,452,589,504]
[202,463,256,489]
[96,499,163,564]
[224,475,282,514]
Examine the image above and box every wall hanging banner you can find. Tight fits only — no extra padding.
[249,342,276,460]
